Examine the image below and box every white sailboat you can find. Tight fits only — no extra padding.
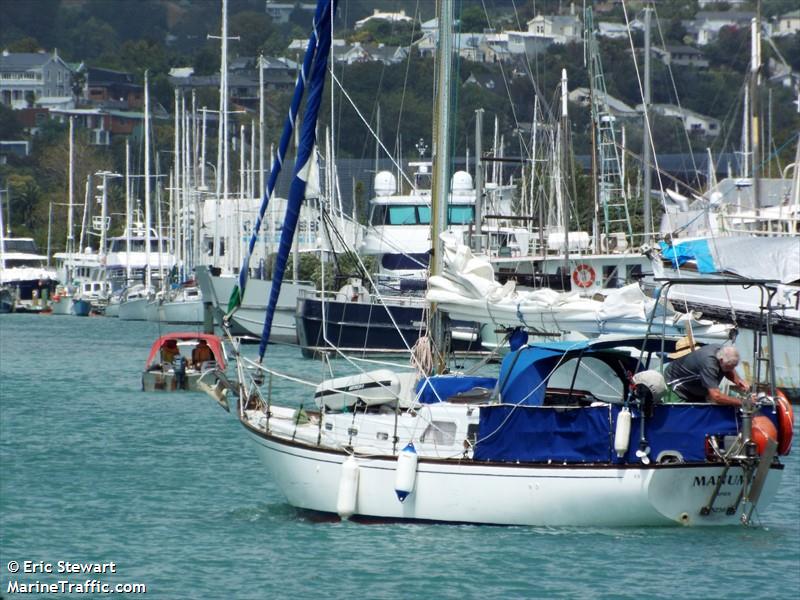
[204,0,794,528]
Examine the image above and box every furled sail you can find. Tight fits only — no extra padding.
[426,233,731,340]
[228,0,337,314]
[258,0,338,358]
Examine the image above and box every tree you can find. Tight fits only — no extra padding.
[229,11,274,57]
[0,105,24,139]
[459,6,489,33]
[7,36,41,52]
[70,70,86,104]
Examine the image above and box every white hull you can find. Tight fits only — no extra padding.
[118,297,149,321]
[195,266,311,343]
[104,299,120,317]
[145,300,161,322]
[159,299,204,324]
[244,424,782,527]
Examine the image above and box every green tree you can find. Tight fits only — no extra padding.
[459,6,489,33]
[7,36,41,52]
[0,105,24,139]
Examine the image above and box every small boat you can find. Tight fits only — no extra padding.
[142,333,227,392]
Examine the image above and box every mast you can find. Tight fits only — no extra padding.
[259,55,265,199]
[144,70,152,290]
[173,90,181,273]
[642,6,652,240]
[67,117,74,268]
[430,0,452,282]
[124,140,131,283]
[560,68,570,273]
[750,10,762,226]
[474,108,484,252]
[429,0,453,367]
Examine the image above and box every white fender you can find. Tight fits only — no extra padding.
[336,456,359,518]
[394,442,418,502]
[615,408,631,457]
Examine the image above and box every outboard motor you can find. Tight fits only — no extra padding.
[173,355,187,390]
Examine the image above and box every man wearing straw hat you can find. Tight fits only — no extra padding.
[664,336,750,406]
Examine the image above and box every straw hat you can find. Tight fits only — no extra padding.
[668,336,699,359]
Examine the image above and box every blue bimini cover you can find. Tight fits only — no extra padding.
[659,239,717,273]
[474,404,613,463]
[416,375,497,404]
[495,345,570,406]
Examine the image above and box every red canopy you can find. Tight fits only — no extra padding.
[144,332,226,369]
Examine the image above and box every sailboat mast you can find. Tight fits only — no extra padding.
[173,90,181,272]
[144,71,152,290]
[428,0,453,366]
[750,9,762,224]
[642,6,652,240]
[124,140,131,283]
[560,68,570,273]
[67,117,74,257]
[430,0,452,281]
[474,108,484,251]
[259,55,265,199]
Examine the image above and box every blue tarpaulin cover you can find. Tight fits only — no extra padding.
[475,405,613,463]
[618,404,739,463]
[659,240,717,273]
[416,375,497,404]
[475,403,740,464]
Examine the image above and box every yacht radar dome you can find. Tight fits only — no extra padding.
[451,170,473,192]
[374,171,397,196]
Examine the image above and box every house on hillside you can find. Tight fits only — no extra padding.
[0,49,75,109]
[683,11,755,45]
[698,0,748,7]
[569,87,638,119]
[652,45,709,69]
[85,67,143,109]
[639,103,720,137]
[264,1,316,24]
[355,9,413,30]
[525,13,582,44]
[506,12,582,56]
[773,9,800,37]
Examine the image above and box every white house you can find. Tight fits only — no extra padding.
[639,103,720,137]
[652,45,709,69]
[683,11,755,46]
[355,9,413,30]
[0,49,75,109]
[504,13,582,56]
[264,1,316,24]
[698,0,748,7]
[569,87,638,118]
[525,14,582,44]
[774,9,800,37]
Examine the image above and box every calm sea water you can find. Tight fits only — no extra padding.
[1,314,799,599]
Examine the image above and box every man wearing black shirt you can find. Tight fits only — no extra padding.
[664,343,749,406]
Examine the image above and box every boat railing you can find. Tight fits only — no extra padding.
[298,287,427,308]
[646,276,782,397]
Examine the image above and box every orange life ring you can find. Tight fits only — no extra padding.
[572,263,596,288]
[775,389,793,456]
